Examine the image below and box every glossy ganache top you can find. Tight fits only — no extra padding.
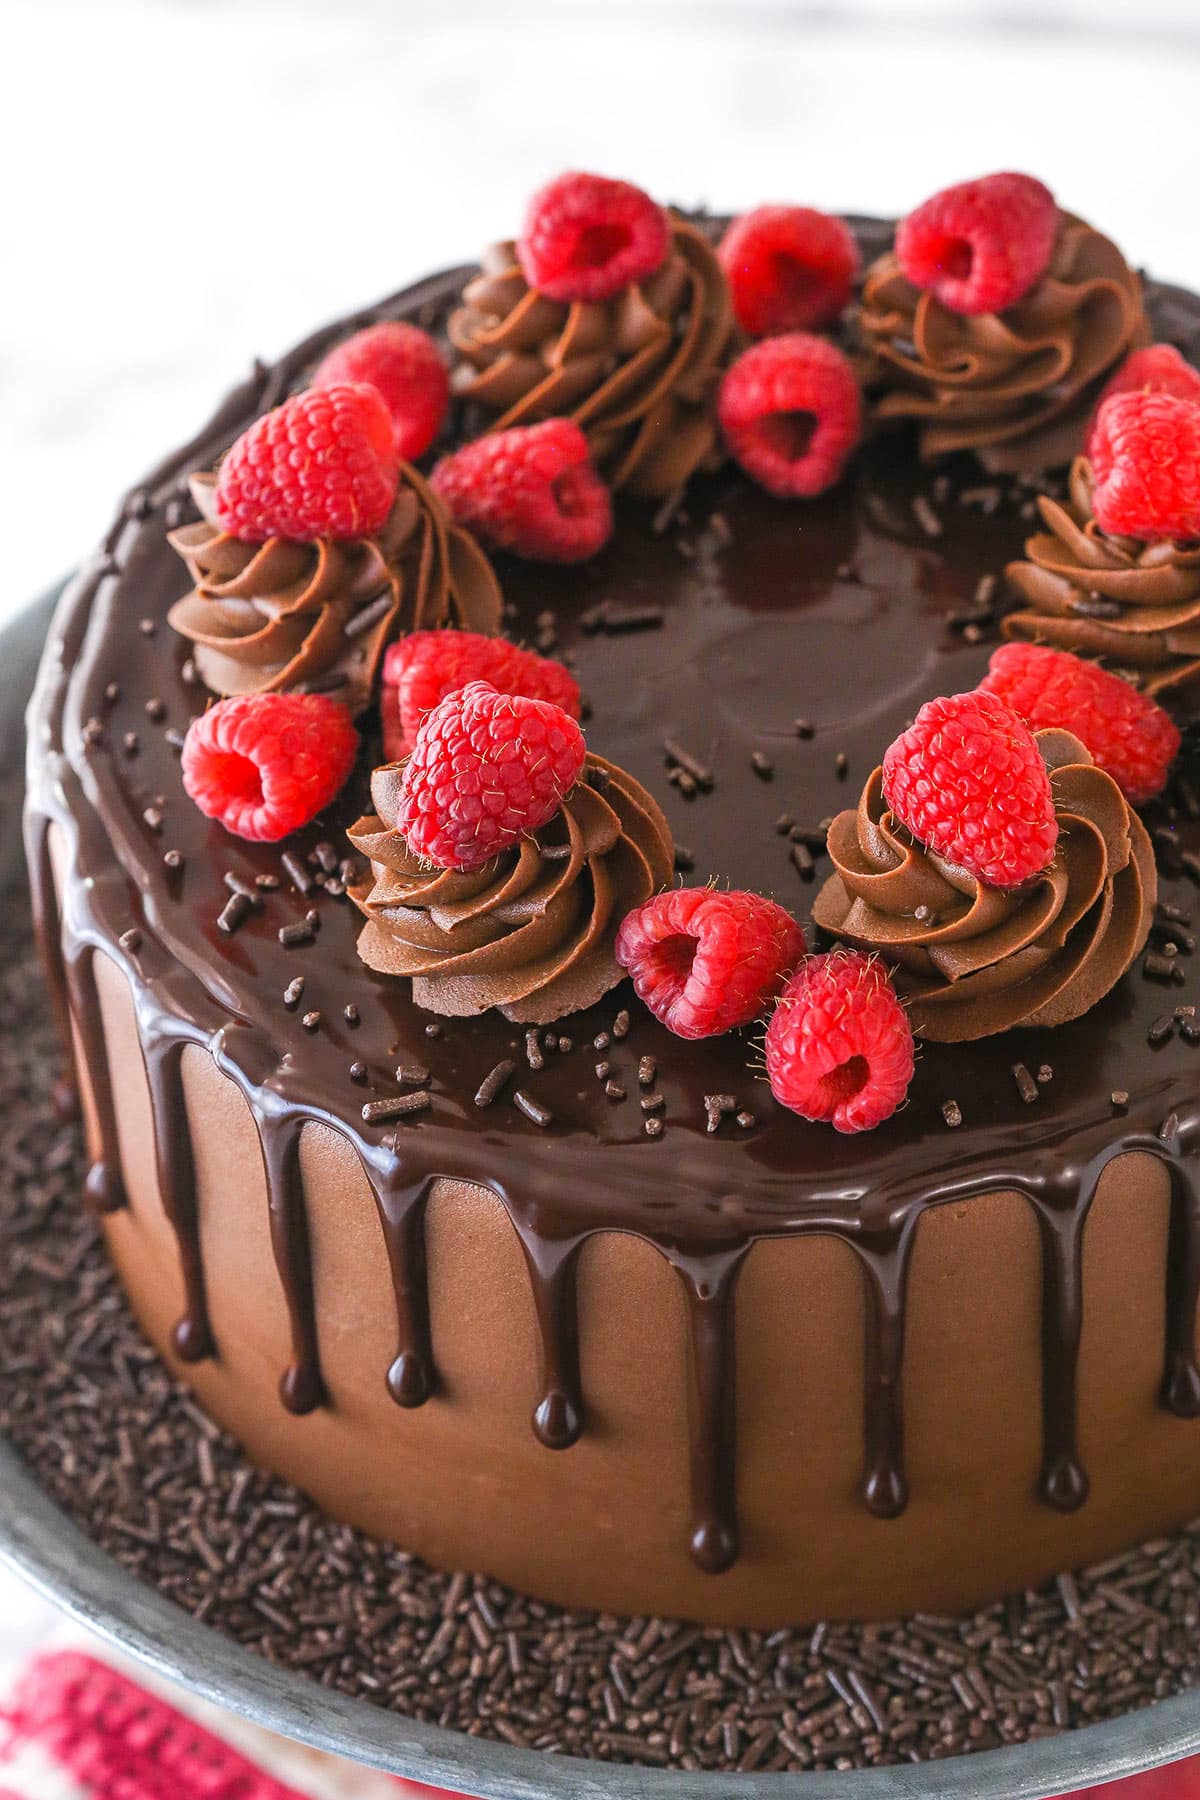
[25,220,1200,1259]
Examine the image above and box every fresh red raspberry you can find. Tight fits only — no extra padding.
[979,643,1180,804]
[312,321,449,463]
[382,630,581,761]
[718,334,862,499]
[1089,389,1200,542]
[215,383,398,544]
[181,692,358,843]
[895,172,1057,317]
[765,951,914,1134]
[431,421,612,562]
[517,171,670,303]
[881,690,1058,889]
[614,887,805,1040]
[1089,344,1200,461]
[397,680,586,871]
[718,205,859,335]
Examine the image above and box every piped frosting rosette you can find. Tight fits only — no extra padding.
[811,729,1155,1041]
[349,755,673,1025]
[859,214,1146,473]
[1004,457,1200,694]
[168,468,502,713]
[449,221,734,498]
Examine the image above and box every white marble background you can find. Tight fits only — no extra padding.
[3,0,1200,1742]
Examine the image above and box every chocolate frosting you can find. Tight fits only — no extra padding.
[348,754,673,1025]
[812,729,1155,1041]
[448,220,735,498]
[1004,456,1200,693]
[167,468,503,713]
[860,213,1146,474]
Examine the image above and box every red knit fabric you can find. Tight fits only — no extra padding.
[1,1651,314,1798]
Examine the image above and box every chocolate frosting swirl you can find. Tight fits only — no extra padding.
[168,468,503,713]
[448,220,735,498]
[811,729,1155,1041]
[1004,456,1200,694]
[859,213,1146,473]
[347,755,674,1025]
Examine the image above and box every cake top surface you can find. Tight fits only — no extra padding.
[26,212,1200,1249]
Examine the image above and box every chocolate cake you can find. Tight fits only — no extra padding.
[23,179,1200,1634]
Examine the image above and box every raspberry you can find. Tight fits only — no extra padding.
[181,692,358,843]
[717,334,862,499]
[431,421,612,562]
[382,630,581,762]
[881,690,1058,889]
[397,681,586,871]
[312,321,449,463]
[1089,390,1200,542]
[215,384,398,544]
[979,643,1180,804]
[765,951,914,1134]
[895,172,1057,317]
[517,171,670,304]
[614,888,805,1040]
[718,205,860,335]
[1089,344,1200,459]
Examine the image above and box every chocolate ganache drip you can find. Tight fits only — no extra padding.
[812,729,1155,1041]
[168,467,502,713]
[859,213,1146,473]
[348,754,673,1025]
[1004,456,1200,694]
[448,221,735,498]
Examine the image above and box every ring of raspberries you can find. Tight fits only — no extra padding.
[166,168,1198,1136]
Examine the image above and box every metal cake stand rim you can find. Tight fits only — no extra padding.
[4,581,1200,1799]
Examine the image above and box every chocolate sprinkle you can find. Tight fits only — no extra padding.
[278,921,315,949]
[281,852,314,896]
[1012,1063,1039,1105]
[513,1089,552,1129]
[791,842,815,881]
[361,1093,431,1124]
[662,738,714,792]
[217,892,251,936]
[475,1060,516,1109]
[343,593,395,641]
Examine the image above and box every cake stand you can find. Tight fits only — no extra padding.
[3,584,1199,1800]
